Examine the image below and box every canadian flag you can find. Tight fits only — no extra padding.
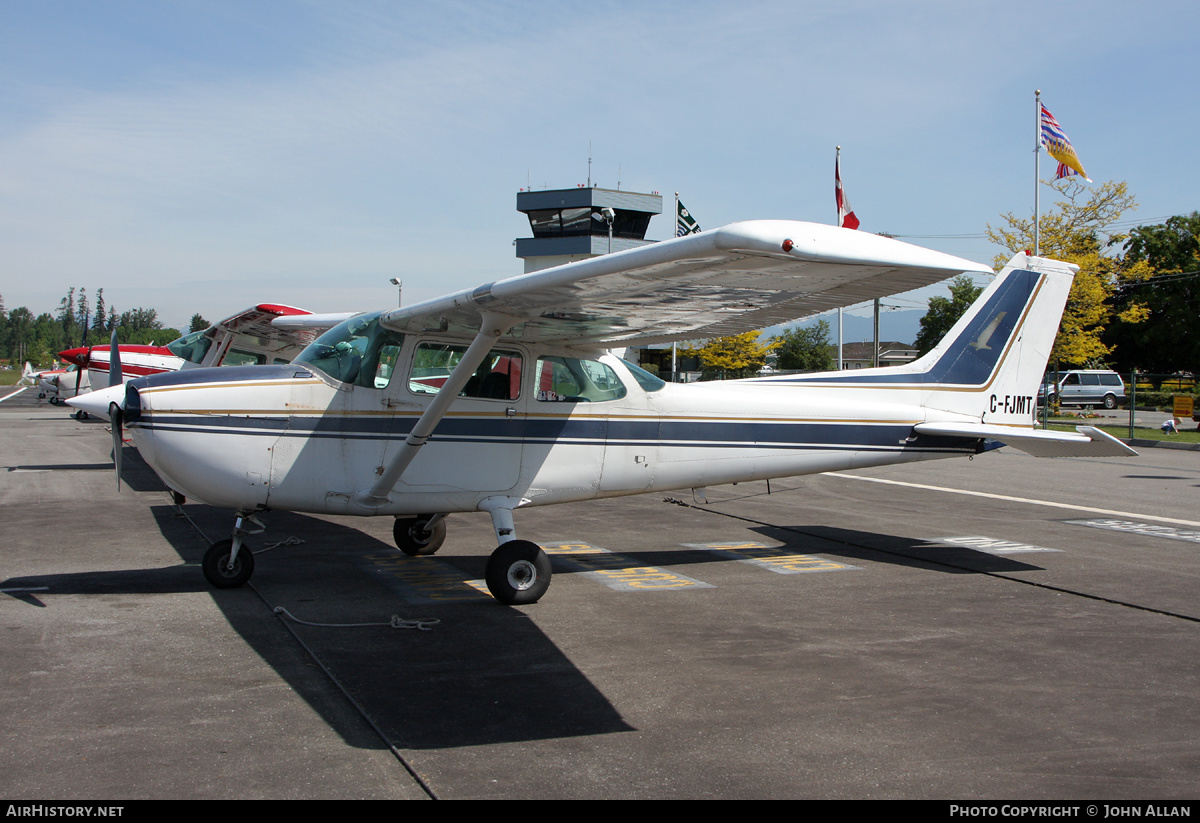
[836,152,859,230]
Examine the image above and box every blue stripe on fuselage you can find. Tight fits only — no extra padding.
[130,411,976,453]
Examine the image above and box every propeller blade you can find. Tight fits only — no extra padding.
[74,348,88,396]
[109,401,123,491]
[108,329,122,388]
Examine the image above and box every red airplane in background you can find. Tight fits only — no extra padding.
[48,303,351,415]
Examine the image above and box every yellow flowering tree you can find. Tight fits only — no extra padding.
[682,331,778,380]
[986,180,1150,367]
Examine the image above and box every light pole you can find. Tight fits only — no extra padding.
[592,207,615,254]
[389,278,403,306]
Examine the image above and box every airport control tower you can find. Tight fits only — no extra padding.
[515,186,663,273]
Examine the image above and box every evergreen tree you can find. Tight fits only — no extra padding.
[92,289,107,335]
[76,287,90,343]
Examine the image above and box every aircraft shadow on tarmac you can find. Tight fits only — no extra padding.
[597,524,1046,575]
[1,453,1037,752]
[750,524,1048,574]
[13,499,634,750]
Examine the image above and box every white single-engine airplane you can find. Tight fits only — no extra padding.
[70,220,1134,605]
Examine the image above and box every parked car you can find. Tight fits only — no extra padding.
[1037,369,1126,409]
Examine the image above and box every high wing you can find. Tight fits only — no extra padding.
[380,220,993,345]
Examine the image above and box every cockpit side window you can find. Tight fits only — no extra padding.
[294,312,405,388]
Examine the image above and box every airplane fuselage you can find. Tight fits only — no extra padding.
[123,350,984,518]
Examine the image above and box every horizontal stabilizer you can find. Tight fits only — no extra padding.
[914,422,1137,457]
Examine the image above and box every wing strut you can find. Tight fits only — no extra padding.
[354,311,522,508]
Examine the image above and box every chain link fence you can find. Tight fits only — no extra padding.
[1038,371,1197,442]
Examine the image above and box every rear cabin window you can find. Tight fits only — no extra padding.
[535,356,627,402]
[409,343,522,400]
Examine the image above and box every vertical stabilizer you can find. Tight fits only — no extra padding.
[917,253,1077,423]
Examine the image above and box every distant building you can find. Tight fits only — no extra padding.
[832,341,918,370]
[516,186,663,273]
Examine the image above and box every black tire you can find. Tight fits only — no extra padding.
[1103,394,1118,410]
[393,515,446,556]
[202,539,255,588]
[485,540,551,605]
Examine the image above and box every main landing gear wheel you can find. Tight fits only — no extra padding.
[485,540,551,605]
[202,539,255,589]
[393,515,446,556]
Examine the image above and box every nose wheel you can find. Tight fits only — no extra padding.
[393,514,447,556]
[202,538,255,588]
[201,512,263,589]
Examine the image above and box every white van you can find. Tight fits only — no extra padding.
[1038,370,1126,409]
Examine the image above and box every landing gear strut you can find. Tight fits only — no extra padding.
[479,497,551,605]
[202,512,263,589]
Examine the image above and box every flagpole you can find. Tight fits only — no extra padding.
[1034,89,1041,257]
[835,147,844,368]
[673,191,680,381]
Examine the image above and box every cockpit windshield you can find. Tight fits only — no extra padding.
[294,312,405,388]
[166,330,214,365]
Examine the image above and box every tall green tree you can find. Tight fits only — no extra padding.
[774,319,835,371]
[914,275,984,356]
[1105,212,1200,372]
[58,287,79,348]
[5,307,33,363]
[115,307,173,345]
[189,313,210,332]
[91,289,107,336]
[0,293,7,361]
[75,287,90,342]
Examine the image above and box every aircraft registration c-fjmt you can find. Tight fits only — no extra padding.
[70,220,1135,605]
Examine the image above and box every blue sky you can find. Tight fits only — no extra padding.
[2,0,1196,335]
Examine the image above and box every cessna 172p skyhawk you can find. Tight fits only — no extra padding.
[70,220,1134,605]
